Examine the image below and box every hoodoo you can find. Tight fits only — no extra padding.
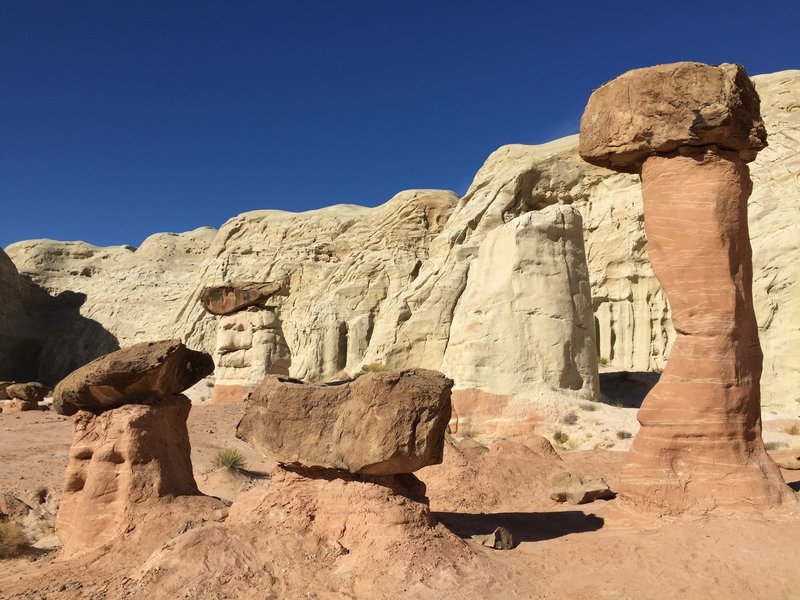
[579,62,795,513]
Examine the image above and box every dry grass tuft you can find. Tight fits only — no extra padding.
[0,520,28,558]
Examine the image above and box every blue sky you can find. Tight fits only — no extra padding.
[2,1,798,248]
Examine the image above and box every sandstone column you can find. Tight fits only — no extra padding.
[579,62,794,513]
[200,282,291,403]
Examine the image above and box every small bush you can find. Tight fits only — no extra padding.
[580,403,598,412]
[553,430,569,445]
[0,521,28,558]
[566,438,581,450]
[764,441,789,451]
[353,363,391,378]
[598,357,609,366]
[560,412,578,425]
[616,430,633,440]
[784,424,800,436]
[212,448,247,472]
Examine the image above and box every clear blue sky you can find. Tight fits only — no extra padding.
[2,1,798,248]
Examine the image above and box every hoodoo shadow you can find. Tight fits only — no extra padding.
[433,510,605,547]
[598,371,661,409]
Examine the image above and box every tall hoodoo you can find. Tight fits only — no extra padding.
[579,62,794,513]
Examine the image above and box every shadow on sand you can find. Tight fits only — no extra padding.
[433,510,604,547]
[598,371,661,409]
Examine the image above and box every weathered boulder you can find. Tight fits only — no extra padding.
[200,281,282,316]
[475,526,514,550]
[549,471,614,505]
[580,62,767,172]
[5,382,50,403]
[52,340,214,416]
[0,381,15,400]
[55,395,202,558]
[580,62,794,513]
[237,369,453,475]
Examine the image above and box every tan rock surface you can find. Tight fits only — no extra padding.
[52,340,214,416]
[580,62,766,171]
[236,369,452,475]
[55,395,204,558]
[441,204,597,436]
[213,307,291,400]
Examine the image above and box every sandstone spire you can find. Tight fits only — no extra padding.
[579,62,795,513]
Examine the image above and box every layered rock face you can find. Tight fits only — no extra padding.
[4,71,798,418]
[237,369,452,475]
[579,62,794,513]
[55,396,199,558]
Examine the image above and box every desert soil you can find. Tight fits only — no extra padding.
[1,405,799,599]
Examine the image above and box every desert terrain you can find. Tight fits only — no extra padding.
[1,63,799,599]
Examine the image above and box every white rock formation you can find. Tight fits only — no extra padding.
[4,70,798,419]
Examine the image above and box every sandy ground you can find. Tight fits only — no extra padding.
[1,404,799,599]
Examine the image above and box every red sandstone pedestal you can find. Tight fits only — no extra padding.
[618,148,793,513]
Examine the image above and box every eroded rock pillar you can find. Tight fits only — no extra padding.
[621,147,790,511]
[578,62,794,513]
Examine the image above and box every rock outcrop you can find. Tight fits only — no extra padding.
[579,62,794,513]
[52,340,214,416]
[441,204,597,438]
[4,71,798,427]
[237,369,452,475]
[55,395,209,558]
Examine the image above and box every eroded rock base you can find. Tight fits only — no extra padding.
[619,148,794,513]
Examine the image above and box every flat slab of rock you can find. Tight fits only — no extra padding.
[579,62,766,172]
[200,282,282,315]
[237,369,453,475]
[550,471,615,505]
[52,340,214,415]
[6,382,50,403]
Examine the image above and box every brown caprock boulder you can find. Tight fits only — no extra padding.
[237,369,453,475]
[55,395,206,558]
[200,281,282,316]
[52,340,214,415]
[6,382,50,403]
[579,62,795,514]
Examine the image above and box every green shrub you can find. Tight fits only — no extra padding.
[764,441,788,451]
[580,403,598,412]
[212,448,247,472]
[598,357,609,366]
[553,430,569,445]
[616,430,633,440]
[0,521,27,558]
[353,363,391,378]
